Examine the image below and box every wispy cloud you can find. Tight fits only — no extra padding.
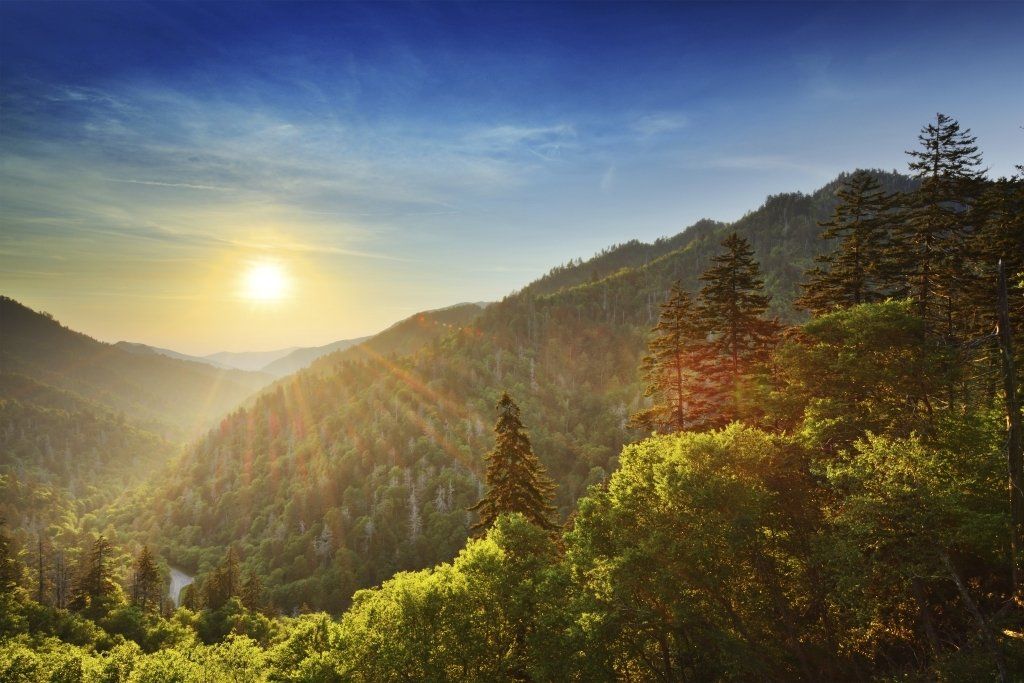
[600,165,616,192]
[465,123,577,162]
[104,178,233,192]
[631,113,689,137]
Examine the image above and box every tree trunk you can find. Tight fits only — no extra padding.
[940,551,1008,683]
[997,260,1024,601]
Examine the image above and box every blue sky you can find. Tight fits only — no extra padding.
[1,1,1022,353]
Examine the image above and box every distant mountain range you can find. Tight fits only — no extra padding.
[0,297,272,438]
[117,337,373,377]
[116,304,492,378]
[202,347,300,372]
[114,341,238,370]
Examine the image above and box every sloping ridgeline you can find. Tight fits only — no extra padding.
[0,298,272,547]
[122,171,915,612]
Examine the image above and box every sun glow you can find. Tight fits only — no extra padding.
[243,262,289,301]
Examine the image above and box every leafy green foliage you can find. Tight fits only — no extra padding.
[766,300,954,451]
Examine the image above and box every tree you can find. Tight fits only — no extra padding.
[826,429,1009,680]
[798,171,897,314]
[699,232,779,416]
[896,113,985,338]
[630,283,722,432]
[971,177,1024,344]
[69,535,119,616]
[34,534,51,606]
[0,521,20,596]
[566,426,821,680]
[240,572,264,613]
[205,546,241,610]
[469,393,557,534]
[130,546,161,612]
[766,301,955,452]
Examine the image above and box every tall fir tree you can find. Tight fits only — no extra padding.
[469,393,557,534]
[971,177,1024,343]
[896,113,985,338]
[205,546,241,610]
[0,521,20,596]
[35,533,51,606]
[798,171,898,314]
[130,545,161,612]
[699,233,779,417]
[69,535,118,616]
[240,572,264,612]
[630,283,723,432]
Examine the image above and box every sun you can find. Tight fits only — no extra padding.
[243,262,289,301]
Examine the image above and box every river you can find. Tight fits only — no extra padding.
[168,566,195,607]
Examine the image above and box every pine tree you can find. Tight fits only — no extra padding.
[630,283,722,432]
[130,545,161,612]
[469,393,557,534]
[799,171,898,314]
[240,572,263,612]
[971,177,1024,342]
[0,521,20,596]
[896,113,985,338]
[204,546,240,610]
[69,535,118,615]
[35,533,51,606]
[699,233,779,417]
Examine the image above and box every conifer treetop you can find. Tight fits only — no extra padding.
[469,392,557,534]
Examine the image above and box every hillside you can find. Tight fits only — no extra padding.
[0,297,273,438]
[308,302,489,374]
[259,337,371,377]
[522,169,916,316]
[202,348,300,372]
[114,342,234,370]
[115,170,921,611]
[0,373,176,546]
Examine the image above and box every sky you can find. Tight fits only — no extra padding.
[1,1,1022,354]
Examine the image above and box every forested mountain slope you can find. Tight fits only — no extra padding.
[117,171,918,612]
[307,302,489,375]
[0,297,272,438]
[523,169,916,314]
[0,373,175,543]
[258,337,371,377]
[113,342,234,371]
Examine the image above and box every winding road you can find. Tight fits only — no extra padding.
[168,566,195,607]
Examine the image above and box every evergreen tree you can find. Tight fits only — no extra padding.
[0,521,20,596]
[205,546,240,610]
[896,113,985,337]
[69,535,118,615]
[798,171,898,313]
[240,572,263,612]
[130,545,161,612]
[630,283,722,432]
[469,393,557,534]
[35,534,50,606]
[971,177,1024,342]
[699,233,779,416]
